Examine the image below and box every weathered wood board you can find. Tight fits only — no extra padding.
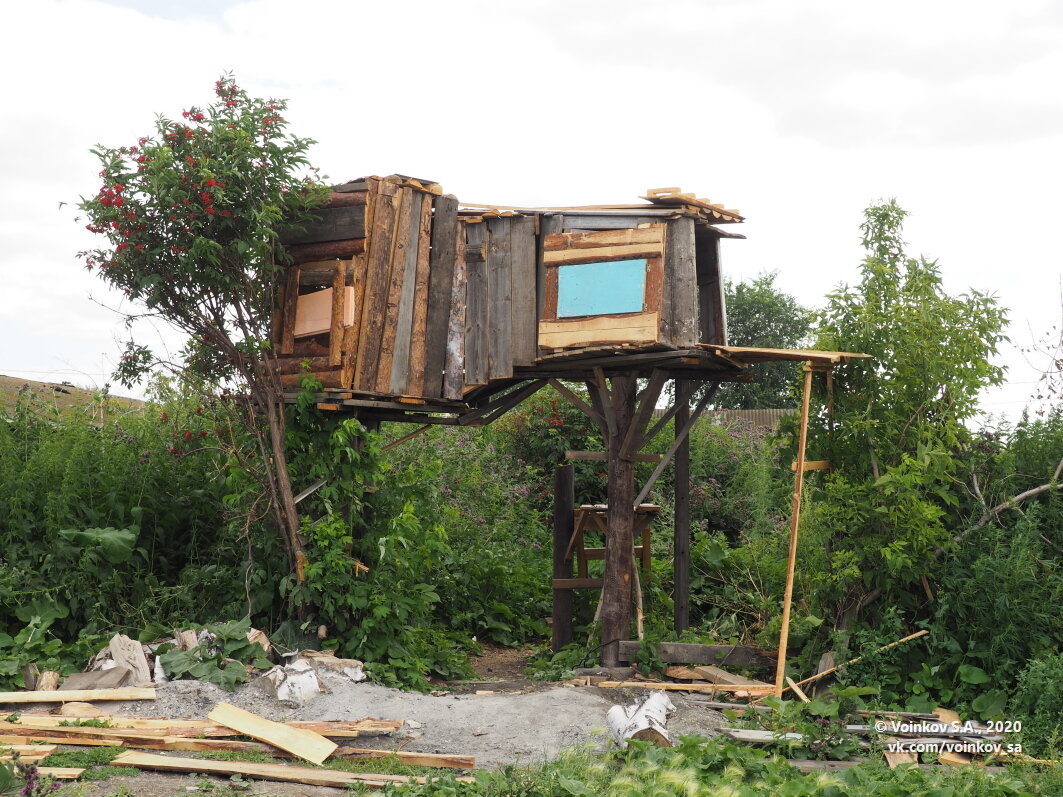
[208,702,336,765]
[111,751,462,788]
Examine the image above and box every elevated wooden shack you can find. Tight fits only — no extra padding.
[271,175,866,668]
[271,176,741,415]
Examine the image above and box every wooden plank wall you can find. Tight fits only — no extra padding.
[695,228,728,345]
[272,191,724,400]
[274,178,448,397]
[663,217,698,348]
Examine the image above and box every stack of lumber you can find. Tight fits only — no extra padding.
[0,701,475,789]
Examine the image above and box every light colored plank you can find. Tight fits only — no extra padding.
[544,242,664,266]
[110,751,470,788]
[786,676,811,703]
[10,715,401,738]
[596,681,775,696]
[208,702,336,765]
[538,312,659,349]
[543,226,664,252]
[37,768,84,780]
[336,747,475,770]
[0,688,155,703]
[663,666,766,686]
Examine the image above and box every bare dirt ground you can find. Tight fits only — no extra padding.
[17,664,728,796]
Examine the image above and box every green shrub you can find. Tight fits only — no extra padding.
[1013,652,1063,758]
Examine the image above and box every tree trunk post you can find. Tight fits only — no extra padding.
[674,381,692,634]
[264,393,307,580]
[552,464,576,651]
[602,375,637,667]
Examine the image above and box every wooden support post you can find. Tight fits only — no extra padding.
[552,465,575,652]
[674,381,691,634]
[602,375,637,667]
[775,364,814,698]
[633,383,718,509]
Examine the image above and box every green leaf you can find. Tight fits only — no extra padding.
[58,526,138,564]
[971,690,1007,718]
[14,598,69,626]
[957,664,990,684]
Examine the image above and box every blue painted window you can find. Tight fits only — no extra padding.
[556,259,647,318]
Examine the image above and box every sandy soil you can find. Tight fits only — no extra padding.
[16,668,728,795]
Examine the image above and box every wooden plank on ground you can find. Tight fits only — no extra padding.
[510,215,537,366]
[464,221,489,386]
[405,192,435,397]
[111,751,470,788]
[380,189,420,394]
[597,681,775,696]
[0,688,155,704]
[37,768,84,780]
[663,665,766,686]
[618,641,775,669]
[8,715,401,738]
[486,217,514,380]
[208,702,336,765]
[423,195,459,399]
[335,747,475,770]
[355,180,400,392]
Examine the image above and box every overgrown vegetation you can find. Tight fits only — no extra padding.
[3,96,1060,793]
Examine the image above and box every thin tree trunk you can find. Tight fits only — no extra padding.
[262,388,307,581]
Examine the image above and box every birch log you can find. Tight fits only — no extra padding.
[606,692,675,748]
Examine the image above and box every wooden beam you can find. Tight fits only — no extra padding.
[553,578,604,589]
[791,460,832,471]
[548,379,604,430]
[566,451,660,463]
[380,425,432,452]
[459,380,546,426]
[602,375,636,667]
[633,384,718,508]
[674,381,691,634]
[594,368,618,441]
[552,465,575,652]
[775,364,814,698]
[620,369,668,460]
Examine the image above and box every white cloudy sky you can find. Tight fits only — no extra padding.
[1,0,1061,418]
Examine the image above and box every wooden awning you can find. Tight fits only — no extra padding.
[701,345,871,366]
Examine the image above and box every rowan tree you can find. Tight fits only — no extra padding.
[77,75,328,578]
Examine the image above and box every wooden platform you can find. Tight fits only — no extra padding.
[282,344,867,425]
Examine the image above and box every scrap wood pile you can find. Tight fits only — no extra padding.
[0,696,474,788]
[718,706,1026,772]
[0,625,476,788]
[18,626,366,706]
